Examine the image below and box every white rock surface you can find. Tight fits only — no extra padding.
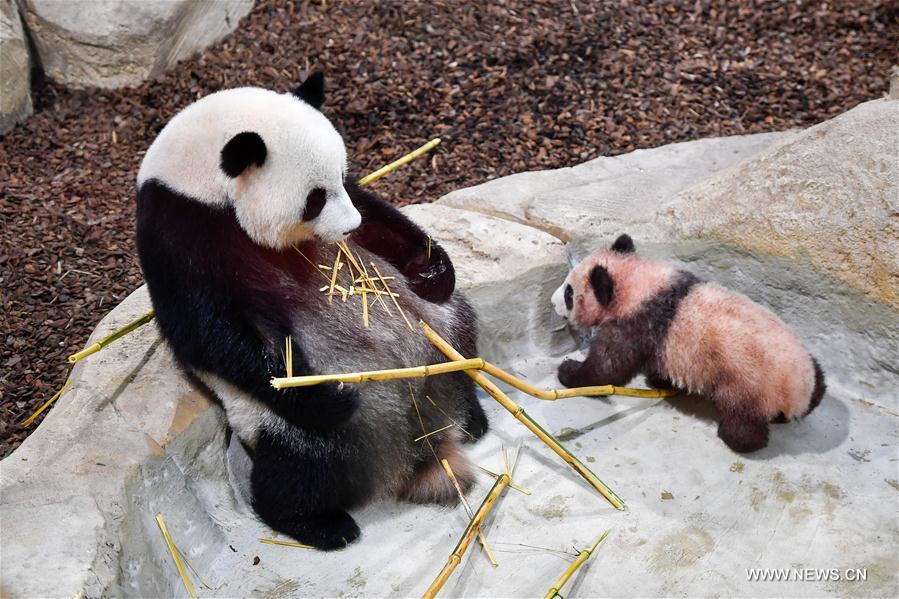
[662,98,899,310]
[0,0,32,134]
[438,131,795,242]
[3,113,898,597]
[20,0,254,89]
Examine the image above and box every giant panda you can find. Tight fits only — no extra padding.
[550,234,825,453]
[136,73,488,549]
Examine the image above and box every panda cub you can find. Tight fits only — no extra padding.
[550,234,825,453]
[136,73,487,549]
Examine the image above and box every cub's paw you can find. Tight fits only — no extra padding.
[300,383,360,430]
[557,359,583,388]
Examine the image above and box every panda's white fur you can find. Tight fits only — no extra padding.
[138,87,361,247]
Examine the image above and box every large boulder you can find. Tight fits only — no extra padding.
[0,0,32,134]
[3,107,897,597]
[20,0,254,89]
[662,98,899,310]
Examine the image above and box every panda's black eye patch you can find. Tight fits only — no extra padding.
[302,188,327,221]
[564,284,573,311]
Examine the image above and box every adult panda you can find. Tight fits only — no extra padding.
[136,73,488,549]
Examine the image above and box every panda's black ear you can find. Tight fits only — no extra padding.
[610,234,635,254]
[292,71,325,109]
[590,265,615,306]
[220,132,267,178]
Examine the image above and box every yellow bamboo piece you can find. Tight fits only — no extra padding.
[155,513,197,599]
[480,362,675,400]
[370,260,415,331]
[327,251,342,304]
[440,459,499,567]
[421,321,625,510]
[19,380,72,427]
[271,358,485,389]
[358,138,442,186]
[544,530,611,599]
[258,538,316,549]
[67,309,156,363]
[423,453,516,598]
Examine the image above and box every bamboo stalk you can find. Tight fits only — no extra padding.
[544,530,611,599]
[475,464,531,495]
[358,138,441,186]
[420,321,625,510]
[271,358,486,389]
[480,363,675,400]
[67,309,156,363]
[19,380,72,427]
[440,459,499,567]
[423,450,518,598]
[155,513,197,599]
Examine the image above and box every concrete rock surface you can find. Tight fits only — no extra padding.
[20,0,254,89]
[2,106,897,597]
[0,0,32,134]
[662,98,899,310]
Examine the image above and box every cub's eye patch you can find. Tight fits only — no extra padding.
[564,284,573,311]
[302,188,327,221]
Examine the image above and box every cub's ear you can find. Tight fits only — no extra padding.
[220,132,267,178]
[610,233,635,254]
[590,265,615,306]
[292,71,325,109]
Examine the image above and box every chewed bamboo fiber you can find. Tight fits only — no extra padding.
[423,452,517,598]
[67,309,156,363]
[271,358,486,389]
[544,530,611,599]
[420,321,625,511]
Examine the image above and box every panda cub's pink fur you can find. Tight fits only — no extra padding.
[551,234,825,453]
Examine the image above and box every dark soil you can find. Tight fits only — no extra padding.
[1,0,896,456]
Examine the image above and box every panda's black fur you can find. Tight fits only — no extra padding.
[136,75,487,549]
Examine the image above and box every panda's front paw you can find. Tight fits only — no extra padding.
[407,244,455,303]
[297,383,360,430]
[557,359,583,388]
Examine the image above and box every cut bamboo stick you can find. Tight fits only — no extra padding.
[480,362,675,400]
[271,358,486,389]
[67,309,156,363]
[358,138,441,186]
[19,380,72,427]
[544,530,611,599]
[420,321,625,510]
[414,423,455,442]
[155,513,197,599]
[423,450,518,598]
[440,459,498,567]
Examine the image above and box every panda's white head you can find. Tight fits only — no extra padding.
[137,73,361,248]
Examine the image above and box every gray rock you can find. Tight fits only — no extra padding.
[661,98,899,310]
[4,110,898,597]
[438,131,795,242]
[21,0,254,89]
[0,0,32,134]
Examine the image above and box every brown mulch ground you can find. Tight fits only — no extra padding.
[1,0,896,456]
